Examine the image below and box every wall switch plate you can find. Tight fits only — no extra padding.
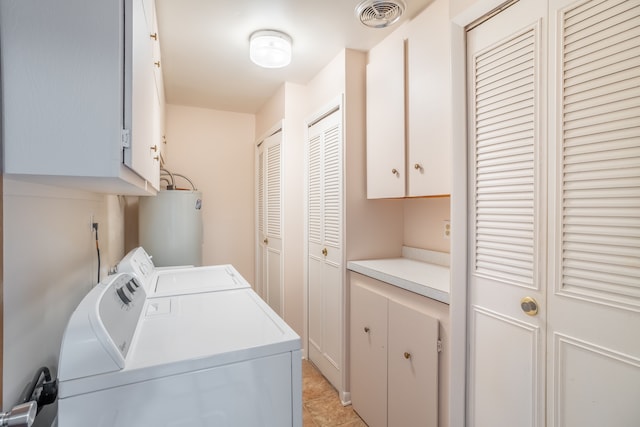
[444,220,451,239]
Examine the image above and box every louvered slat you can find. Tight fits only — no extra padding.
[266,142,281,238]
[474,26,537,287]
[323,124,342,248]
[308,134,322,244]
[561,0,640,303]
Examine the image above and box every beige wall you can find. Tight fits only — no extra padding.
[403,197,451,253]
[281,83,307,337]
[3,179,125,426]
[164,104,256,283]
[255,85,285,139]
[450,0,505,23]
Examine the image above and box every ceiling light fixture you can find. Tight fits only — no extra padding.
[249,30,292,69]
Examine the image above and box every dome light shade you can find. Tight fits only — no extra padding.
[249,30,292,68]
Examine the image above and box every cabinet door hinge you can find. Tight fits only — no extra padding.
[437,339,443,353]
[121,129,131,148]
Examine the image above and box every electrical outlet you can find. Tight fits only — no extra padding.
[443,220,451,239]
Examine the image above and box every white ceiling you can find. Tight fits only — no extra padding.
[155,0,434,114]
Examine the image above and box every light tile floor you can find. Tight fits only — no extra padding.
[302,359,367,427]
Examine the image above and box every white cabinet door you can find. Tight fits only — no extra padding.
[388,300,439,427]
[366,29,407,199]
[350,282,388,427]
[366,0,452,199]
[307,108,344,391]
[256,132,283,316]
[127,0,160,190]
[406,0,451,197]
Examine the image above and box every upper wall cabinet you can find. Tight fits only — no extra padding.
[0,0,162,195]
[366,0,452,199]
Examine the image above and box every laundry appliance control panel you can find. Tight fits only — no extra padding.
[58,273,147,381]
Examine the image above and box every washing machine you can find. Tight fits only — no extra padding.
[117,246,250,298]
[57,272,302,427]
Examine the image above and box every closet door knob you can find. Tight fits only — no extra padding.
[322,248,328,256]
[391,168,398,176]
[520,296,538,316]
[263,238,268,244]
[414,163,422,170]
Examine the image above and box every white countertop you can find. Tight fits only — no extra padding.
[347,249,450,304]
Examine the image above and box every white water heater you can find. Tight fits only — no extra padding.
[139,190,203,267]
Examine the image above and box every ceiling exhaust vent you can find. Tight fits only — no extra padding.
[355,0,406,28]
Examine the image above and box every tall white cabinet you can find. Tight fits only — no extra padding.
[0,0,162,195]
[307,108,344,391]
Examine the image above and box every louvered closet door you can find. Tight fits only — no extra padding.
[547,0,640,425]
[466,1,547,426]
[258,132,283,316]
[307,108,344,390]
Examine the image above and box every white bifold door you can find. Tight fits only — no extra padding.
[307,108,344,392]
[256,131,283,316]
[467,0,640,426]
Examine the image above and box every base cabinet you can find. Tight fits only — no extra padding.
[350,275,440,427]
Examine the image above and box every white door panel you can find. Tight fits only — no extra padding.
[255,132,283,316]
[467,1,547,425]
[306,108,344,393]
[470,307,541,427]
[547,0,640,424]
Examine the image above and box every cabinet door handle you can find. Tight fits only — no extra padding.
[364,326,370,333]
[150,145,158,152]
[322,248,328,256]
[263,238,268,244]
[404,352,411,360]
[154,61,161,68]
[391,168,398,176]
[150,33,158,40]
[153,155,159,161]
[414,163,422,170]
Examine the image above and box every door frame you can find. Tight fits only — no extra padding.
[449,1,520,427]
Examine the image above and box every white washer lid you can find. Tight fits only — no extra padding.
[151,264,250,297]
[59,288,300,398]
